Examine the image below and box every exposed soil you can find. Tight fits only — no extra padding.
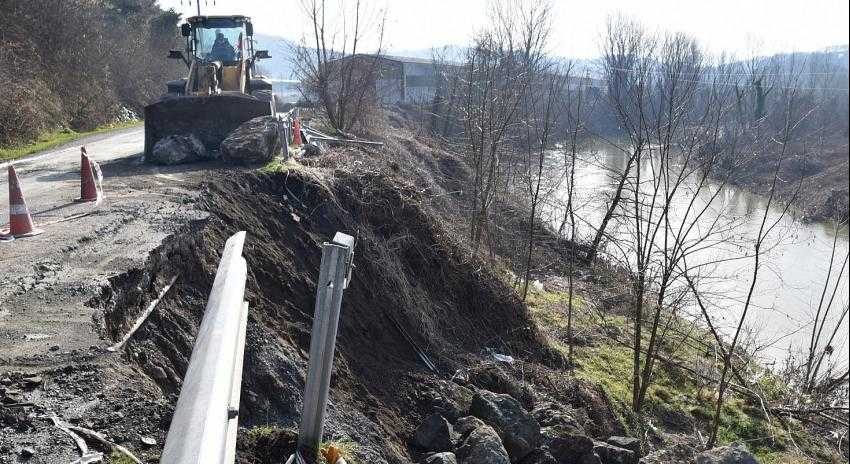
[9,114,834,464]
[0,114,638,463]
[91,159,583,462]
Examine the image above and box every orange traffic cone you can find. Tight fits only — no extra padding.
[293,118,303,146]
[75,146,100,203]
[2,165,44,239]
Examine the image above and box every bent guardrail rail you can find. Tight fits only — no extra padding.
[160,231,249,464]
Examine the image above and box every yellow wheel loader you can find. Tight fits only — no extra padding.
[144,15,275,157]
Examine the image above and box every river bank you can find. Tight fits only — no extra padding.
[724,136,849,224]
[547,141,849,370]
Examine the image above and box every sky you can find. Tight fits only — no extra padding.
[157,0,850,59]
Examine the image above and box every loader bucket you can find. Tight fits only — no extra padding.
[144,94,274,157]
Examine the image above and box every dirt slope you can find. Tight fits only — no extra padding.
[93,159,568,462]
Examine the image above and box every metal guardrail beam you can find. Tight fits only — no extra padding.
[161,231,249,464]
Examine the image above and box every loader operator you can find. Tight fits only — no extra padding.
[209,30,236,62]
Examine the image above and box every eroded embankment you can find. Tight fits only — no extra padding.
[92,164,606,462]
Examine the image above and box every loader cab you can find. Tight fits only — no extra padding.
[176,15,270,96]
[188,16,249,64]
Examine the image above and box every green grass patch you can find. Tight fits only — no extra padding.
[106,450,137,464]
[246,424,281,442]
[259,156,305,174]
[523,278,839,460]
[0,120,142,162]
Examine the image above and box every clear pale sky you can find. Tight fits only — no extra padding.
[157,0,850,58]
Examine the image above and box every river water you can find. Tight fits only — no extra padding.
[542,142,849,369]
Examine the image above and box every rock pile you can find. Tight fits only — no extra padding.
[411,384,640,464]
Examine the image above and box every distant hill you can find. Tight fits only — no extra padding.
[252,34,298,79]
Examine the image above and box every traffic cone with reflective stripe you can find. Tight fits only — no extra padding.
[2,166,43,239]
[74,146,99,203]
[293,118,303,146]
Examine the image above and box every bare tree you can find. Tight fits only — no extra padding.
[585,15,653,264]
[293,0,387,133]
[559,70,591,365]
[455,0,551,255]
[594,19,762,417]
[519,65,567,300]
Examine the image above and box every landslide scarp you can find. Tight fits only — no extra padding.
[93,163,559,463]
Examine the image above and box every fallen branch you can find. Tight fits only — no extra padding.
[50,416,104,464]
[0,402,35,408]
[107,275,178,352]
[66,424,142,464]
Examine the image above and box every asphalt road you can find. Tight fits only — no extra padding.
[1,126,144,213]
[0,125,214,463]
[1,125,207,368]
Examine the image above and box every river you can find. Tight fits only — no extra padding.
[543,142,849,370]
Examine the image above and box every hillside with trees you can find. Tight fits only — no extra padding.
[0,0,182,148]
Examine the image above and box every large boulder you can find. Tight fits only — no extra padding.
[454,416,486,440]
[148,134,210,165]
[695,443,758,464]
[548,433,595,463]
[414,413,455,452]
[220,116,281,165]
[422,452,458,464]
[593,441,635,464]
[455,423,510,464]
[606,437,640,461]
[533,402,585,438]
[520,450,557,464]
[470,390,541,462]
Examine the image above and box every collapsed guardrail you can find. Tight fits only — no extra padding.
[160,231,249,464]
[160,230,356,464]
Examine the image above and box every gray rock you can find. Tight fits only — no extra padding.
[148,365,167,381]
[520,449,557,464]
[423,452,458,464]
[19,446,36,458]
[606,436,641,460]
[149,135,209,165]
[470,390,541,462]
[414,413,454,452]
[548,433,595,462]
[639,443,696,464]
[21,375,42,387]
[533,402,584,435]
[455,423,510,464]
[594,441,635,464]
[695,443,758,464]
[580,453,604,464]
[454,416,486,438]
[221,116,282,165]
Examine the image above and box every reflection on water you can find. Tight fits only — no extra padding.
[546,142,849,369]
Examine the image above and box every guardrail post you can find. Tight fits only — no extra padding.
[295,232,355,462]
